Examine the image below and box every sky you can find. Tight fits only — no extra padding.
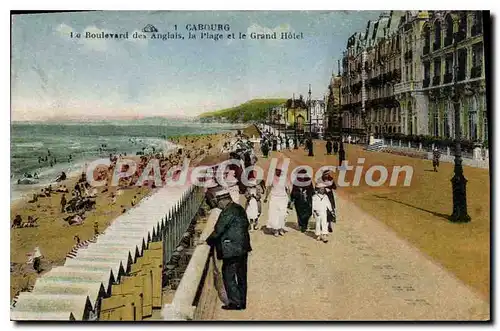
[11,10,383,121]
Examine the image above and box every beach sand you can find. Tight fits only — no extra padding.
[10,130,236,300]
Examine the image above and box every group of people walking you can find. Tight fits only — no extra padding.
[260,131,297,158]
[206,130,341,311]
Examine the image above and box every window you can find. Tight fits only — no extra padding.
[469,97,478,141]
[443,108,449,137]
[434,21,442,50]
[457,48,467,81]
[471,43,483,78]
[423,61,431,87]
[444,54,453,83]
[423,26,430,54]
[434,107,439,137]
[484,109,488,141]
[444,15,453,46]
[472,11,483,36]
[433,59,441,86]
[408,103,413,134]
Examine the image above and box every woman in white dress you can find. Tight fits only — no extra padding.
[264,168,290,237]
[245,179,261,231]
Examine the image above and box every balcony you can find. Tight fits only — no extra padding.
[423,44,430,55]
[393,81,422,94]
[432,75,441,86]
[457,67,466,81]
[444,72,453,84]
[454,30,466,43]
[471,65,482,78]
[423,77,430,88]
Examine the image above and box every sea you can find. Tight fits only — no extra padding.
[10,118,244,202]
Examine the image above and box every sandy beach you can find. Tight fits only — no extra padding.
[10,130,235,300]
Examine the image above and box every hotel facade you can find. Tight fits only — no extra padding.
[334,10,487,144]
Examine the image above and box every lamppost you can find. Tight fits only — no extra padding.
[450,17,470,223]
[338,59,343,139]
[293,95,298,149]
[308,84,312,138]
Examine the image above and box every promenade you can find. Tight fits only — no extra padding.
[211,142,489,321]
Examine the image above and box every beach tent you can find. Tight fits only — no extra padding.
[11,182,199,321]
[11,293,94,320]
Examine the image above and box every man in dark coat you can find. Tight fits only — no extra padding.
[333,141,339,154]
[290,169,314,232]
[307,138,314,157]
[207,191,252,310]
[326,138,333,155]
[338,142,346,167]
[261,140,269,158]
[272,136,277,151]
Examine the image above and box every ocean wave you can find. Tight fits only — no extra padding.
[12,142,44,148]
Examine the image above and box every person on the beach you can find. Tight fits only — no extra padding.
[32,247,43,273]
[12,215,22,228]
[264,168,290,237]
[60,194,67,213]
[290,169,314,233]
[312,182,333,243]
[74,183,81,197]
[206,189,251,311]
[244,178,262,231]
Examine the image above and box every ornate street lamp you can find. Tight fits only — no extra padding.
[292,95,298,149]
[338,59,343,139]
[450,17,470,223]
[308,84,312,138]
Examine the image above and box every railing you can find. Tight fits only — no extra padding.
[394,81,422,94]
[163,185,205,267]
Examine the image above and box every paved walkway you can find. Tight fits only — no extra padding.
[212,148,489,321]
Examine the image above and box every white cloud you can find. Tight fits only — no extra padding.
[55,23,74,38]
[82,26,112,52]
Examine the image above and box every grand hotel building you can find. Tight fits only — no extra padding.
[336,10,487,143]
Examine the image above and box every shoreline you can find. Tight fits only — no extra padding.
[10,130,235,300]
